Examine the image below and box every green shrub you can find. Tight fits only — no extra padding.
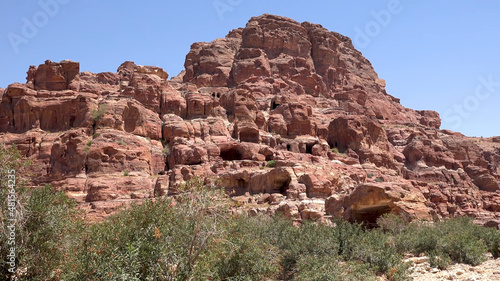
[266,160,276,168]
[349,229,403,274]
[480,228,500,258]
[436,218,488,265]
[429,250,452,270]
[123,170,130,176]
[91,104,107,121]
[377,213,408,235]
[162,145,170,157]
[396,222,441,255]
[65,178,231,281]
[0,145,496,280]
[84,140,92,153]
[1,145,84,280]
[1,184,84,280]
[213,216,281,280]
[294,256,376,281]
[394,217,490,267]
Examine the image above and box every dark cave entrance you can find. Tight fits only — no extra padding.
[271,101,280,110]
[328,140,347,153]
[268,172,292,194]
[278,178,291,194]
[350,203,392,228]
[230,178,248,196]
[220,147,242,161]
[305,143,314,154]
[69,116,76,127]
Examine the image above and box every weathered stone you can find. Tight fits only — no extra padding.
[1,14,499,224]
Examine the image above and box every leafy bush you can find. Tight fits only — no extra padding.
[212,216,281,280]
[377,213,408,235]
[1,184,84,280]
[294,256,376,281]
[162,145,170,157]
[65,178,232,281]
[480,227,500,258]
[1,145,498,280]
[266,160,276,167]
[1,145,83,280]
[91,104,107,121]
[394,217,490,268]
[428,251,452,270]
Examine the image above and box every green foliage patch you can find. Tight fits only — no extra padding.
[1,145,499,280]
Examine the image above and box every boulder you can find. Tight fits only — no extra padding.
[326,182,431,224]
[28,60,80,91]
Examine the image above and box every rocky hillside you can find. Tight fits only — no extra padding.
[1,14,499,225]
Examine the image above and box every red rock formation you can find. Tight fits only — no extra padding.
[27,60,80,91]
[0,14,498,224]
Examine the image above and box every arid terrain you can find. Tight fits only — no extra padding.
[1,14,499,226]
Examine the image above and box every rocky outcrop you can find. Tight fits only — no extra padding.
[0,14,498,223]
[27,60,80,91]
[0,83,95,133]
[325,182,432,224]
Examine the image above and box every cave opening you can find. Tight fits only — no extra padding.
[328,140,347,153]
[269,173,292,194]
[271,101,280,110]
[265,154,273,161]
[305,143,314,154]
[278,178,291,194]
[220,147,242,161]
[328,140,339,149]
[350,204,392,228]
[69,116,76,127]
[237,178,246,188]
[286,144,291,151]
[228,178,248,196]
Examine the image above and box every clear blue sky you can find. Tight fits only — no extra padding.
[1,0,499,137]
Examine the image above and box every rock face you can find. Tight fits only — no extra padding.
[27,60,80,91]
[0,14,499,224]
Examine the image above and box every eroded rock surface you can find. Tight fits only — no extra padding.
[0,14,498,223]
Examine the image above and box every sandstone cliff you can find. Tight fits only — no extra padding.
[1,14,499,225]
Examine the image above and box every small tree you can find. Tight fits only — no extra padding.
[91,104,107,122]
